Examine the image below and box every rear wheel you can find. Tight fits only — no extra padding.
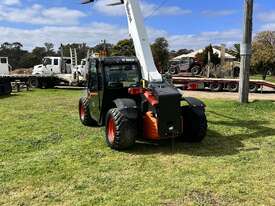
[228,83,239,92]
[169,66,178,75]
[210,83,223,92]
[79,97,97,126]
[191,66,201,76]
[181,106,207,142]
[105,108,137,150]
[249,83,258,93]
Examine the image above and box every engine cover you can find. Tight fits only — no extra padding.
[151,83,182,138]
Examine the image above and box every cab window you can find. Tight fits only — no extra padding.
[54,59,59,66]
[0,58,7,64]
[88,60,98,91]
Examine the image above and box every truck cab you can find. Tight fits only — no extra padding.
[32,56,72,75]
[0,57,10,75]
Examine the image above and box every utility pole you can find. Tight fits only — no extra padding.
[239,0,253,103]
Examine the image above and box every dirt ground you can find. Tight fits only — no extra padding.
[182,90,275,101]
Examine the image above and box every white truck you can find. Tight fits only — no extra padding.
[0,57,11,75]
[32,56,73,75]
[32,56,86,86]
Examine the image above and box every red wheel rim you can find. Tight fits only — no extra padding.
[107,117,116,143]
[80,104,85,120]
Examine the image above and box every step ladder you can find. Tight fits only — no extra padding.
[70,48,78,67]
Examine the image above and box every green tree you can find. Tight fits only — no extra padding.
[151,37,169,73]
[0,42,28,68]
[18,53,40,68]
[44,42,55,56]
[111,39,135,56]
[251,31,275,75]
[195,44,220,66]
[228,44,240,61]
[93,41,113,56]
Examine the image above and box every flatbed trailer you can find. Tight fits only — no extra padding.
[0,75,61,96]
[172,76,275,93]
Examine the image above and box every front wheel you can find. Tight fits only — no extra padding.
[105,108,137,150]
[181,106,207,142]
[79,97,97,126]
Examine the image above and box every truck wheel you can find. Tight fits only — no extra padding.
[228,83,239,92]
[79,97,97,126]
[210,83,223,92]
[169,66,178,75]
[191,66,201,76]
[105,108,137,150]
[249,83,258,93]
[181,106,207,142]
[1,82,12,95]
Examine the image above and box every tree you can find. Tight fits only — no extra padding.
[195,44,220,66]
[18,53,40,68]
[251,31,275,76]
[111,39,135,56]
[151,37,169,73]
[44,42,55,56]
[93,41,113,56]
[0,42,28,68]
[31,47,47,65]
[228,44,241,61]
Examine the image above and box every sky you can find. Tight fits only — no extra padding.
[0,0,274,51]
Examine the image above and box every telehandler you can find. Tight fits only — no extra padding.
[79,0,207,150]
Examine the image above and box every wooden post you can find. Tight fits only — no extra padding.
[239,0,253,103]
[220,44,226,67]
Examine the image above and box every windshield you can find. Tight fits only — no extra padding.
[43,58,52,66]
[104,64,140,88]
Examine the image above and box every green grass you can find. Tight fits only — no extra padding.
[250,74,275,83]
[0,89,275,206]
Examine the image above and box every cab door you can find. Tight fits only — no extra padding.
[88,59,102,122]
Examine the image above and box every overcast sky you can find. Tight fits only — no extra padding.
[0,0,274,51]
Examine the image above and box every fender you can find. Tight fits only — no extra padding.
[182,97,206,108]
[113,98,138,120]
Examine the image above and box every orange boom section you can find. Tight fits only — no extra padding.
[143,111,160,140]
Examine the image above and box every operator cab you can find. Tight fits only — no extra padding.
[87,56,141,124]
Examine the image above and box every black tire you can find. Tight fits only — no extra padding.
[105,108,137,150]
[169,66,178,75]
[79,97,97,126]
[28,77,39,88]
[233,67,240,78]
[249,83,258,93]
[181,106,207,142]
[191,66,201,76]
[210,83,223,92]
[228,83,239,92]
[0,82,12,95]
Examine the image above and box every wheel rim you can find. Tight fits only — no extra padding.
[249,84,257,91]
[230,84,238,91]
[211,83,219,90]
[80,104,85,120]
[192,67,199,75]
[107,117,116,144]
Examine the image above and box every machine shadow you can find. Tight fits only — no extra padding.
[127,113,275,157]
[0,93,19,99]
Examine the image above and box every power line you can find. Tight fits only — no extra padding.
[144,0,168,21]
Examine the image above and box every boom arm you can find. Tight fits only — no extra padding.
[82,0,163,83]
[123,0,162,82]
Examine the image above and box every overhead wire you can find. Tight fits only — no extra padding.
[144,0,168,21]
